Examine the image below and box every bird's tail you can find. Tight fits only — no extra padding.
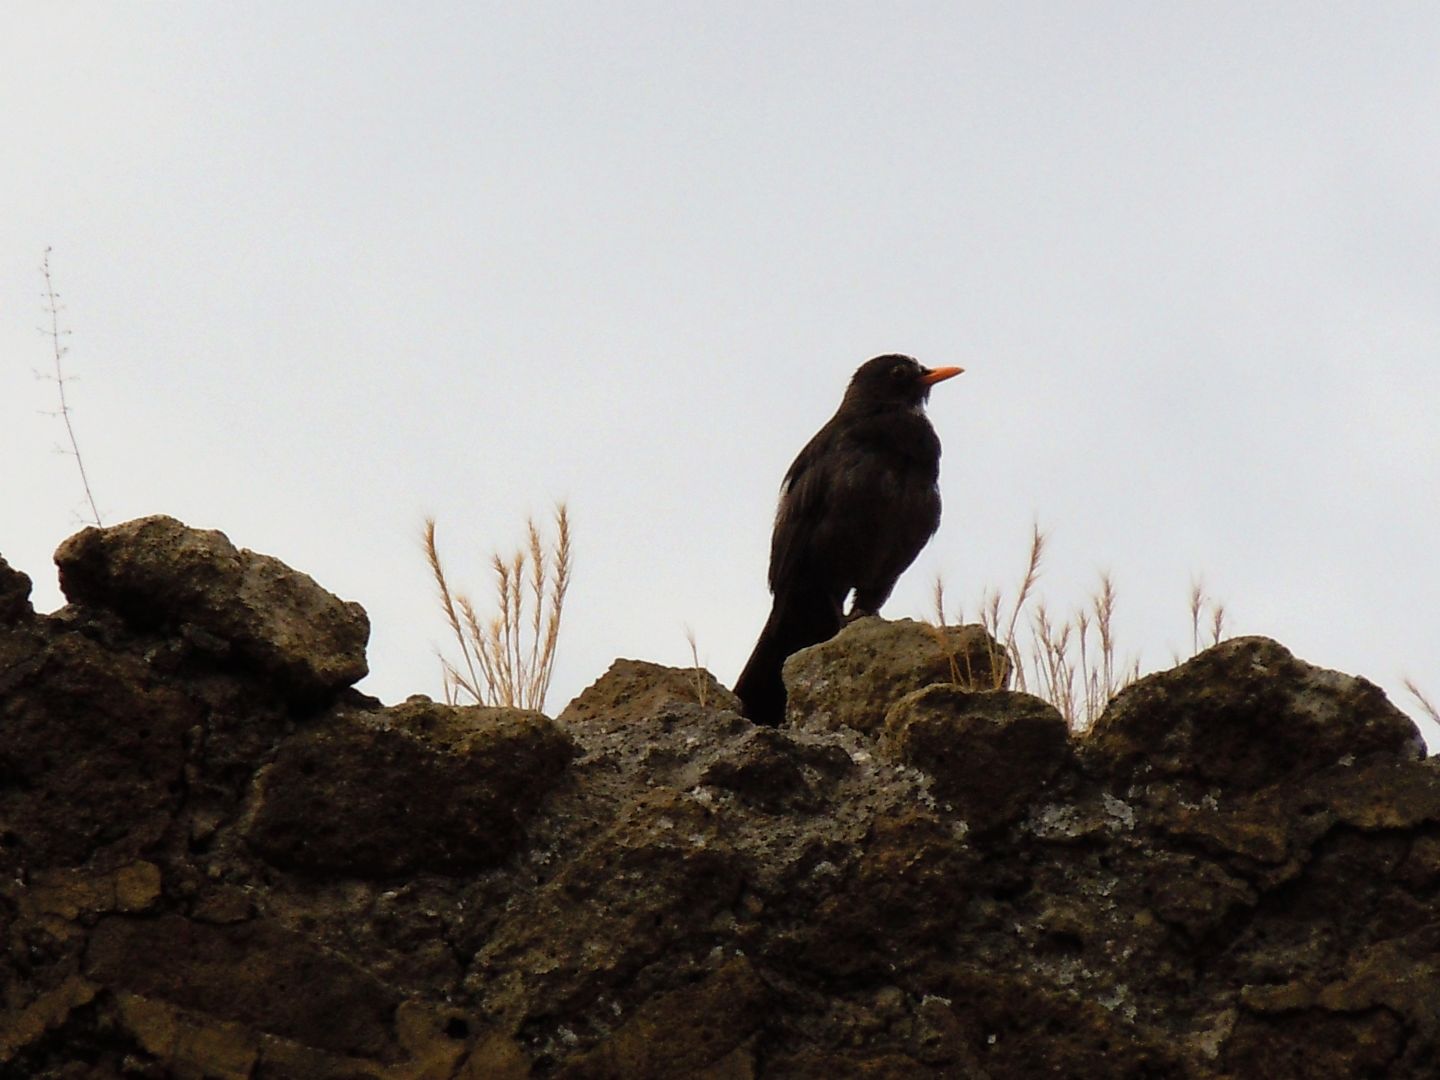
[733,588,842,725]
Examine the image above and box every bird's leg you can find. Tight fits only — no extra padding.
[844,599,880,624]
[849,582,895,620]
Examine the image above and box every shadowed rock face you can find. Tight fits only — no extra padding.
[4,517,1439,1078]
[245,702,575,876]
[0,555,32,625]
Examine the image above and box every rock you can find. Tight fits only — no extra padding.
[789,810,976,980]
[881,686,1073,830]
[1225,1005,1404,1079]
[245,700,576,876]
[559,658,741,728]
[785,617,1008,733]
[0,555,33,624]
[54,515,368,700]
[554,957,769,1079]
[1085,636,1424,791]
[464,790,750,1057]
[85,914,402,1060]
[0,631,196,869]
[6,525,1440,1078]
[926,966,1192,1078]
[700,726,856,812]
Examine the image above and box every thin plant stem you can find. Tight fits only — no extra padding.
[40,248,101,525]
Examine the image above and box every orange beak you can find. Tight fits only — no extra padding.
[919,365,964,386]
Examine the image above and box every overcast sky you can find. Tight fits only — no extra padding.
[3,5,1437,744]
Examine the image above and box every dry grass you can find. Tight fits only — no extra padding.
[1188,579,1228,658]
[685,624,709,707]
[1404,679,1440,728]
[425,504,572,712]
[936,523,1044,692]
[935,525,1228,731]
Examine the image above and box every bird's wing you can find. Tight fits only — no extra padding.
[766,423,836,594]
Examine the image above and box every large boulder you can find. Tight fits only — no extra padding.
[54,515,369,700]
[1085,636,1423,791]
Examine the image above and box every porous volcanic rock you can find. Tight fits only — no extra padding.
[4,520,1440,1078]
[54,514,369,699]
[558,657,740,729]
[84,913,404,1060]
[1085,635,1424,791]
[785,616,1009,733]
[245,701,575,876]
[0,628,197,869]
[0,555,32,624]
[882,685,1074,831]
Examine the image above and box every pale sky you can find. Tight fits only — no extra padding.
[4,5,1438,744]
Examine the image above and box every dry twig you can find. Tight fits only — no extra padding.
[1404,678,1440,727]
[38,248,102,525]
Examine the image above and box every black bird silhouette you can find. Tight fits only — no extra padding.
[733,354,963,724]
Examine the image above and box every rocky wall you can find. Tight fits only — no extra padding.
[2,517,1437,1078]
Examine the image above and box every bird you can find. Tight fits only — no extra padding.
[733,354,963,725]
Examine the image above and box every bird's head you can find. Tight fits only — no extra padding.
[843,354,964,410]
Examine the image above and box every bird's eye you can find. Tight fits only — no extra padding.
[891,364,908,379]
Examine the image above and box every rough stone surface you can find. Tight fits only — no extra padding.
[84,914,403,1060]
[0,555,32,625]
[785,617,1009,733]
[882,685,1074,831]
[54,514,369,699]
[1085,635,1424,791]
[245,701,576,876]
[4,522,1440,1078]
[0,630,196,868]
[559,657,741,729]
